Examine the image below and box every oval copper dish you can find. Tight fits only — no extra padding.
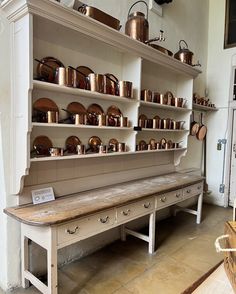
[32,135,53,156]
[139,140,147,151]
[36,56,64,83]
[67,102,87,115]
[76,65,94,89]
[105,73,118,95]
[88,136,102,152]
[107,105,122,117]
[65,136,81,154]
[148,44,173,57]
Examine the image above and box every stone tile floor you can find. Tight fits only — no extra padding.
[2,204,233,294]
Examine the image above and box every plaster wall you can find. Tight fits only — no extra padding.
[0,0,209,290]
[205,0,235,206]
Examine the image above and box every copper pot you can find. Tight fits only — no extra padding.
[119,81,133,98]
[141,89,152,102]
[171,97,187,108]
[171,120,185,130]
[125,1,149,43]
[55,67,79,88]
[161,118,171,129]
[88,73,106,93]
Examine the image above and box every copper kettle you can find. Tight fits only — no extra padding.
[125,1,149,43]
[174,40,201,67]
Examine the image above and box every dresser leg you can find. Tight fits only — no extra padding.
[121,225,126,241]
[21,235,30,288]
[196,192,203,224]
[47,229,58,294]
[148,212,156,254]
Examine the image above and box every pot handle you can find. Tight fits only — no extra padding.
[127,0,148,20]
[179,40,188,50]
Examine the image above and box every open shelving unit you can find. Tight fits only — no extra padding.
[2,0,201,194]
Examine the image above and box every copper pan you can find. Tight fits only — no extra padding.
[196,113,207,141]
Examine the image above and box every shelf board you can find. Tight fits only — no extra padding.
[141,128,189,132]
[32,122,133,131]
[193,103,218,112]
[140,101,191,112]
[33,80,138,104]
[30,148,187,162]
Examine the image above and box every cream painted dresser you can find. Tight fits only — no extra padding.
[5,172,204,294]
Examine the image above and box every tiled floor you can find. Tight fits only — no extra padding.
[3,204,233,293]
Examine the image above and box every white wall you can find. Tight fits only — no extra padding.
[0,0,209,290]
[205,0,235,206]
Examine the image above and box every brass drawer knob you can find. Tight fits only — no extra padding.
[176,193,181,198]
[187,189,191,193]
[66,226,79,235]
[99,216,109,224]
[122,209,131,216]
[197,186,202,190]
[143,202,151,209]
[160,197,166,203]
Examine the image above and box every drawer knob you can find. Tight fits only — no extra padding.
[176,193,181,198]
[122,209,131,216]
[66,226,79,235]
[99,216,109,224]
[144,202,151,209]
[187,189,191,193]
[197,186,202,190]
[160,197,166,203]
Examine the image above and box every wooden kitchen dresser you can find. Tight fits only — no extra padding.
[5,172,204,294]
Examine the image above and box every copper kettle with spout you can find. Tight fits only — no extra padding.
[125,0,149,43]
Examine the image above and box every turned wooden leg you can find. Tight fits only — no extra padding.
[148,212,156,254]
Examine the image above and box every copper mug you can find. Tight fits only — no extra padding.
[77,144,86,155]
[120,116,128,127]
[47,111,59,123]
[49,147,64,157]
[118,142,126,152]
[153,118,160,129]
[75,114,86,125]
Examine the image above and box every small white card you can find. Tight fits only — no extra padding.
[31,187,55,205]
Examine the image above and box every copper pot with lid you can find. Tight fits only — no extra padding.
[125,1,149,43]
[174,40,201,67]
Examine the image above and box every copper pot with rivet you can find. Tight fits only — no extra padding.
[125,1,149,43]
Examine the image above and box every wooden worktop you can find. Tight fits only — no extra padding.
[4,173,203,226]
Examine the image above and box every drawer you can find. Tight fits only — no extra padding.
[156,189,183,209]
[183,182,203,199]
[57,209,115,247]
[116,197,154,224]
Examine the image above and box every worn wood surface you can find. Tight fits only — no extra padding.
[4,173,203,226]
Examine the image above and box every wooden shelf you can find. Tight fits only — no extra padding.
[30,148,187,162]
[193,103,218,112]
[33,80,139,104]
[140,101,191,112]
[32,122,133,131]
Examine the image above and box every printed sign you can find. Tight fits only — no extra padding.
[31,187,55,205]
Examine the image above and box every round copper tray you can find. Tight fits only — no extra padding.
[65,136,81,154]
[33,98,59,113]
[139,140,147,151]
[88,136,102,152]
[160,138,167,148]
[139,114,148,120]
[107,105,122,117]
[87,104,104,125]
[76,65,94,89]
[149,138,157,146]
[36,56,64,83]
[32,135,53,156]
[67,102,86,115]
